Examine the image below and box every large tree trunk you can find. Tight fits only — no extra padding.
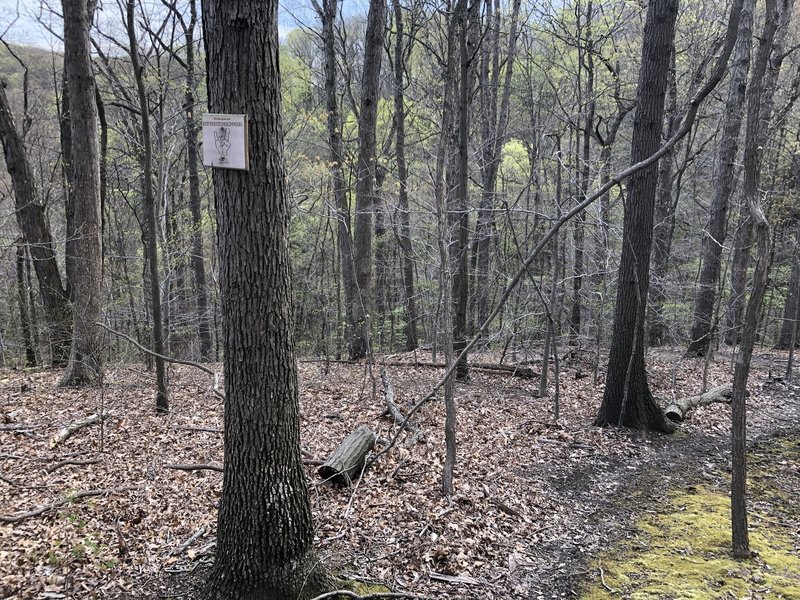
[594,0,678,433]
[686,0,754,356]
[0,83,72,367]
[61,0,104,386]
[201,1,334,597]
[392,0,418,352]
[647,51,678,347]
[181,0,213,361]
[316,0,359,360]
[350,0,387,360]
[127,0,168,412]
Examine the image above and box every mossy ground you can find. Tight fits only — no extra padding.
[581,436,800,600]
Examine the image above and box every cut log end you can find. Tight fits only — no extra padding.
[318,424,376,486]
[664,383,734,422]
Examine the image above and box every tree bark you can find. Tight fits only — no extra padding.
[127,0,168,412]
[392,0,418,352]
[61,0,104,386]
[315,0,359,361]
[776,221,800,348]
[725,0,793,346]
[594,0,678,433]
[318,425,376,486]
[0,82,72,367]
[16,240,36,367]
[350,0,387,360]
[686,0,754,356]
[183,0,213,361]
[201,1,334,597]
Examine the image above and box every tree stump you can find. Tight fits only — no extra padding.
[318,424,376,486]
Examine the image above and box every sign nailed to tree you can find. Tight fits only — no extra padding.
[201,114,249,170]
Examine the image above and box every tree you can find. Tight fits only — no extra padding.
[351,0,387,360]
[594,0,678,433]
[60,0,104,386]
[201,1,333,597]
[391,0,419,352]
[685,0,754,357]
[126,0,168,412]
[0,79,72,366]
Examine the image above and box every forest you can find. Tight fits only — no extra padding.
[0,0,799,598]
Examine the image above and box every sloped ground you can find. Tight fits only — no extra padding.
[1,348,798,599]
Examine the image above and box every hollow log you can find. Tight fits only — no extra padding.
[664,383,734,422]
[318,424,375,486]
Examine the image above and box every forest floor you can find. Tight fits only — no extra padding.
[1,347,799,599]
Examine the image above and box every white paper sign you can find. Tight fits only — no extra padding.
[202,114,249,170]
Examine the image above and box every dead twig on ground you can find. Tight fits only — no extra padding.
[0,486,136,524]
[45,458,102,474]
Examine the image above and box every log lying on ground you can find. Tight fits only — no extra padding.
[50,413,102,448]
[380,361,537,379]
[381,369,424,442]
[318,424,375,486]
[664,383,734,422]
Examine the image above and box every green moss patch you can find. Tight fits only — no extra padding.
[581,438,800,599]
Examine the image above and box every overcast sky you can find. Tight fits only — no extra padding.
[0,0,370,50]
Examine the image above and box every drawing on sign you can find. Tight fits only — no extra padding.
[214,127,232,163]
[201,114,249,170]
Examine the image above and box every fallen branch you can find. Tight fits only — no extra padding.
[97,321,224,400]
[664,383,734,422]
[50,414,102,448]
[171,425,222,433]
[381,369,423,442]
[0,486,136,524]
[165,463,223,473]
[379,361,537,379]
[428,571,483,586]
[0,423,34,431]
[171,524,208,556]
[310,591,431,600]
[45,458,101,474]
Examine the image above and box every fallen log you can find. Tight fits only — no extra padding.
[318,424,375,486]
[378,361,537,379]
[381,369,424,442]
[664,383,734,422]
[50,413,102,448]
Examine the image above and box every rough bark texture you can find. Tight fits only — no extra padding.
[318,424,376,486]
[201,1,333,597]
[182,0,213,361]
[61,0,104,386]
[686,0,754,356]
[350,0,387,360]
[317,0,359,360]
[127,0,168,412]
[647,51,678,347]
[594,0,678,433]
[392,0,418,352]
[0,82,72,366]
